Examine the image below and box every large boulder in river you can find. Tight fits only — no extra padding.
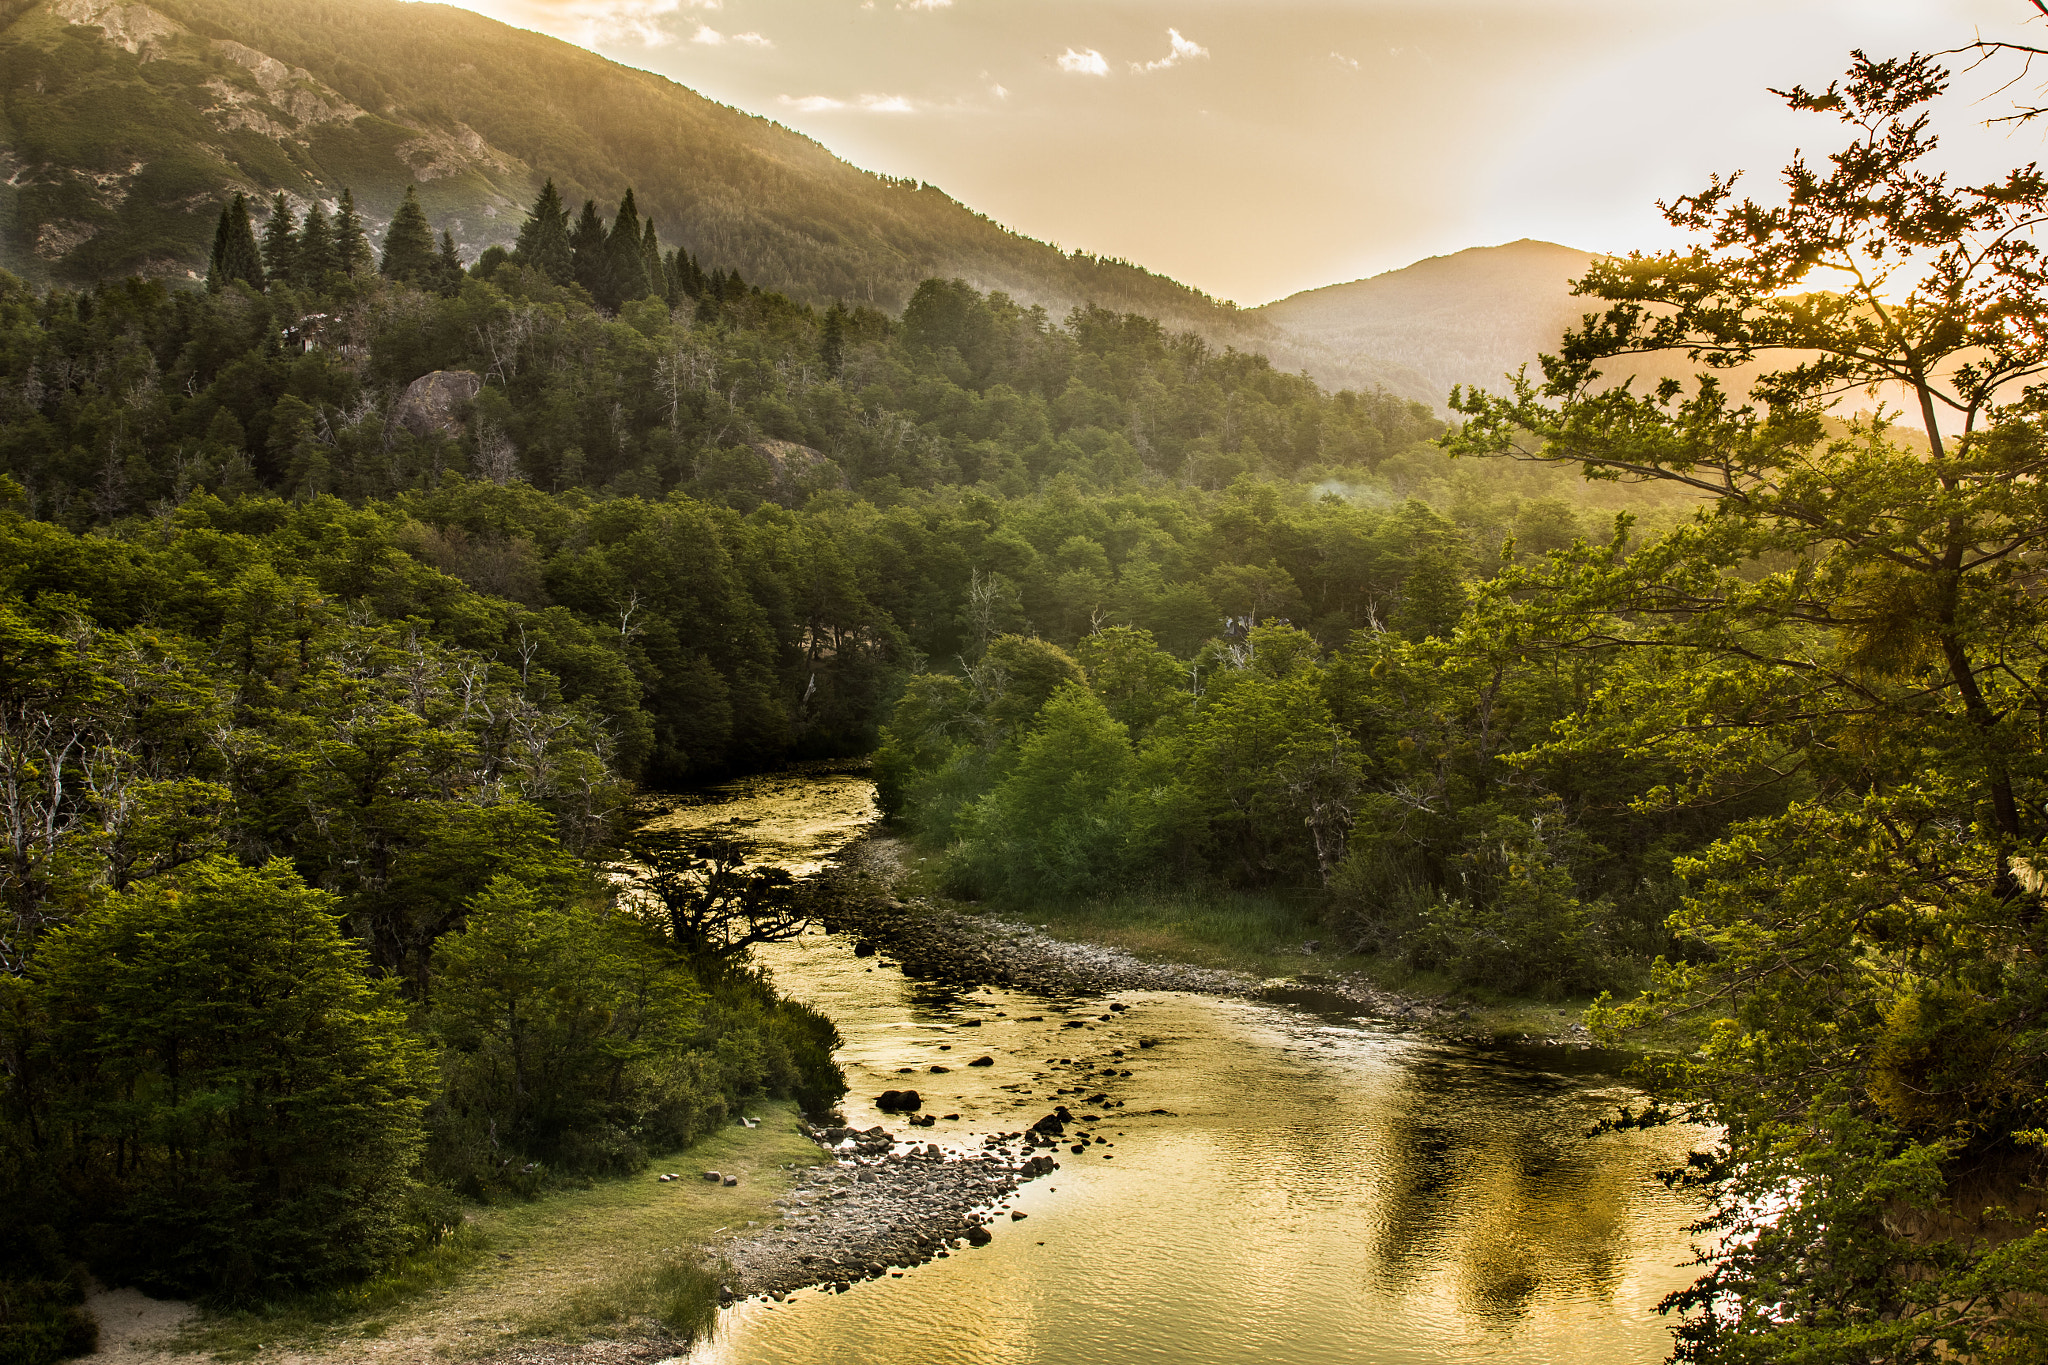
[876,1089,923,1111]
[393,370,482,438]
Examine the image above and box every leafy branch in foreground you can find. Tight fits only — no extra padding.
[1453,47,2048,1364]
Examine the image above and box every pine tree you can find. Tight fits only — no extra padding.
[297,201,337,283]
[569,199,607,302]
[259,193,297,288]
[437,230,464,294]
[206,193,265,293]
[513,179,573,283]
[820,301,847,377]
[603,189,650,309]
[379,186,439,286]
[333,188,372,277]
[640,218,666,304]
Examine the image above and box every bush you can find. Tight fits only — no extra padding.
[27,859,434,1301]
[0,1225,96,1365]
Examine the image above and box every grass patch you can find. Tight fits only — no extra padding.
[979,886,1326,980]
[948,880,1695,1049]
[170,1102,825,1363]
[523,1254,721,1346]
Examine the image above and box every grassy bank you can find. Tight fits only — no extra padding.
[163,1103,823,1364]
[879,850,1632,1043]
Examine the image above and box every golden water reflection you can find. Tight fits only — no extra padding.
[655,771,1706,1365]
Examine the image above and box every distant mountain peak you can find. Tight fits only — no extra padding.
[1252,239,1604,409]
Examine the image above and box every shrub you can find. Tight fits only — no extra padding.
[27,859,433,1301]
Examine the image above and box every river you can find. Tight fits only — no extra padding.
[642,768,1708,1365]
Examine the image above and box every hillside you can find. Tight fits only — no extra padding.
[1254,240,1601,407]
[0,0,1258,334]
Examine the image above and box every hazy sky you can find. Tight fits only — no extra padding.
[430,0,2037,305]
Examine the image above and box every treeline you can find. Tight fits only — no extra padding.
[0,183,1439,528]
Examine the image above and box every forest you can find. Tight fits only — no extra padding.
[6,36,2048,1364]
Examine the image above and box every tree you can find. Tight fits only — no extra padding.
[205,193,264,293]
[296,200,337,283]
[603,189,650,309]
[627,836,807,960]
[429,877,704,1172]
[512,178,573,284]
[332,188,372,277]
[951,681,1140,897]
[641,218,666,304]
[820,300,847,377]
[378,186,438,287]
[436,229,464,294]
[259,193,297,287]
[1075,625,1187,734]
[26,859,432,1299]
[1451,49,2048,1363]
[569,199,607,301]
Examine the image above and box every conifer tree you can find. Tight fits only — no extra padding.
[296,201,337,283]
[603,189,650,309]
[379,186,439,287]
[437,230,464,294]
[820,301,847,377]
[640,218,666,304]
[259,193,297,288]
[206,193,265,293]
[513,179,573,283]
[569,199,607,301]
[332,188,372,277]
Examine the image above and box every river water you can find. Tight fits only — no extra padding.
[643,770,1707,1365]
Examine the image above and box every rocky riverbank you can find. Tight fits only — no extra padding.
[812,839,1475,1030]
[717,1128,1060,1303]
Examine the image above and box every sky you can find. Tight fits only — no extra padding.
[426,0,2039,306]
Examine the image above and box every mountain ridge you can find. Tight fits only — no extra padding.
[0,0,1260,338]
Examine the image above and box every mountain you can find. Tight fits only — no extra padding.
[0,0,1256,334]
[1255,240,1602,409]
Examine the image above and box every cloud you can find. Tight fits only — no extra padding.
[779,93,917,114]
[1132,28,1207,73]
[691,21,723,42]
[530,0,721,47]
[732,30,771,45]
[1330,51,1359,70]
[1056,47,1109,76]
[903,0,952,8]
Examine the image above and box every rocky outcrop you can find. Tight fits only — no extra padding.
[393,370,483,439]
[751,439,845,495]
[51,0,181,58]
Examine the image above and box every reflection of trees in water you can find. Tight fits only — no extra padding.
[1371,1059,1638,1328]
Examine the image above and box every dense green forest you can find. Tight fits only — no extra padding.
[0,171,1667,1359]
[10,38,2048,1364]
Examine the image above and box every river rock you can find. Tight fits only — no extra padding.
[876,1089,923,1111]
[964,1225,993,1247]
[968,1055,994,1066]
